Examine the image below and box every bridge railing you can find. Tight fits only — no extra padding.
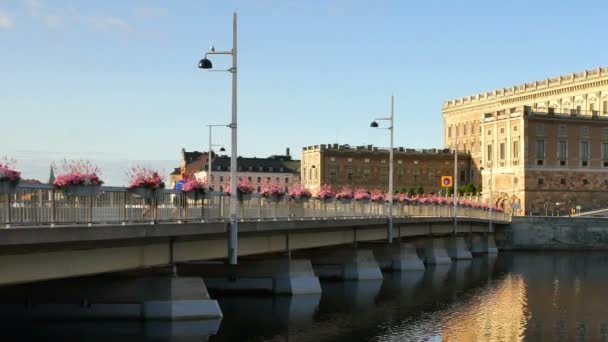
[0,184,511,227]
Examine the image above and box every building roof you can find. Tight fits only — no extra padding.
[206,156,300,174]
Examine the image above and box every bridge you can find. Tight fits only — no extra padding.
[0,184,510,320]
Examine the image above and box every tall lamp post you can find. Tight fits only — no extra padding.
[198,12,239,265]
[207,124,227,189]
[370,95,395,243]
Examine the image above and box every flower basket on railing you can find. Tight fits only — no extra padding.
[0,160,20,194]
[126,167,165,199]
[354,188,371,204]
[335,186,353,204]
[181,176,209,201]
[317,184,336,204]
[260,180,285,203]
[289,183,312,203]
[370,190,385,204]
[53,160,103,197]
[224,179,255,202]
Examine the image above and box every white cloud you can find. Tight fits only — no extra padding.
[0,10,14,29]
[88,15,133,33]
[24,0,64,29]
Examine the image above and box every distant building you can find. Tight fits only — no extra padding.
[301,144,471,195]
[171,148,301,191]
[443,66,608,215]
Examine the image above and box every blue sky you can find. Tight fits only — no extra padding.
[2,0,608,185]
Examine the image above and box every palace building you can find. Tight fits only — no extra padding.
[443,66,608,215]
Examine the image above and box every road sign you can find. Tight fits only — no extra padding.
[441,176,453,188]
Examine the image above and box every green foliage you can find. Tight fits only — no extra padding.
[408,187,416,196]
[416,185,424,195]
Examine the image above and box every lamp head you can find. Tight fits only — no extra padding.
[198,58,213,69]
[219,147,226,152]
[370,121,379,128]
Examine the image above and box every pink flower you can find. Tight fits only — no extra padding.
[317,184,335,199]
[370,189,384,202]
[289,183,312,198]
[125,166,165,190]
[259,179,285,197]
[224,178,255,195]
[335,186,353,200]
[52,159,103,188]
[0,158,21,183]
[353,188,370,200]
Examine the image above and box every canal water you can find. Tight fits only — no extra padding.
[5,252,608,341]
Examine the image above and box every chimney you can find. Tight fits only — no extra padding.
[286,147,290,156]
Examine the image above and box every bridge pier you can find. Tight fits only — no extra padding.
[471,235,499,255]
[308,248,383,280]
[372,242,425,271]
[0,275,222,320]
[178,258,322,295]
[422,238,453,265]
[445,236,473,260]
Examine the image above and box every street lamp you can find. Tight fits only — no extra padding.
[369,95,395,243]
[198,12,239,265]
[207,124,228,189]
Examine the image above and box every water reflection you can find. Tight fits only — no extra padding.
[8,253,608,341]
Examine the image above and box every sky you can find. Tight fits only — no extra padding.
[2,0,608,185]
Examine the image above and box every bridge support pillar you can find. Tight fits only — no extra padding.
[372,243,425,271]
[0,276,222,320]
[445,236,473,260]
[310,248,383,280]
[471,235,499,255]
[178,258,321,295]
[422,238,452,265]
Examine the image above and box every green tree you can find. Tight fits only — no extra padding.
[416,185,424,195]
[408,187,416,196]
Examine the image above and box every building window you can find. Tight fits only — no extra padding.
[499,143,505,160]
[219,176,224,182]
[487,144,492,166]
[603,142,608,161]
[603,128,608,138]
[605,179,608,186]
[363,167,370,180]
[463,143,467,152]
[603,100,608,114]
[581,127,589,138]
[583,179,589,185]
[257,177,261,183]
[536,140,545,160]
[558,140,568,165]
[560,178,566,185]
[464,124,468,135]
[381,159,387,164]
[576,105,582,114]
[397,160,402,164]
[487,129,492,136]
[536,124,544,136]
[500,128,504,134]
[364,158,370,163]
[346,166,353,182]
[559,125,567,136]
[538,178,544,185]
[329,167,337,182]
[512,140,519,159]
[448,126,452,138]
[248,176,252,182]
[347,158,353,163]
[329,157,336,162]
[513,125,518,132]
[581,141,590,165]
[285,177,289,183]
[267,177,271,181]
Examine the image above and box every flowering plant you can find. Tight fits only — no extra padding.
[126,166,165,190]
[353,188,370,201]
[181,174,208,193]
[317,184,336,199]
[259,180,285,198]
[289,183,312,198]
[395,193,409,203]
[0,158,21,183]
[335,185,353,200]
[53,159,103,188]
[224,178,255,195]
[370,190,384,202]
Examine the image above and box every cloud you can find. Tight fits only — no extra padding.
[24,0,63,29]
[0,10,14,29]
[87,15,133,33]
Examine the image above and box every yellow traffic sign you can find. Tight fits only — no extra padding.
[441,176,453,188]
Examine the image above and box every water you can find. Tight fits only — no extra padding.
[5,252,608,341]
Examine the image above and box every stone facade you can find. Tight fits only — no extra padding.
[443,67,608,215]
[301,144,471,195]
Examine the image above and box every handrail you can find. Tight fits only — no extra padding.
[1,184,511,227]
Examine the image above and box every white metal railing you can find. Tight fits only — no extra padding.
[0,184,511,227]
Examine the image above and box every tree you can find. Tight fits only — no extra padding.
[408,187,416,196]
[416,185,424,195]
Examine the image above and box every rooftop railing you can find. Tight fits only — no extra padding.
[1,184,511,228]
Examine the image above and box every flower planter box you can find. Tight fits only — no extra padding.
[130,187,162,199]
[356,198,370,204]
[318,197,335,204]
[64,185,100,197]
[264,194,284,202]
[185,189,208,201]
[292,196,310,204]
[237,192,252,202]
[0,181,17,195]
[337,198,352,204]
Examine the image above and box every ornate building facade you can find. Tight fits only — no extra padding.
[302,144,471,195]
[443,67,608,215]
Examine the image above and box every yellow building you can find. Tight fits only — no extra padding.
[443,67,608,215]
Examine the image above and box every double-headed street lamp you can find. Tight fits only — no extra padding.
[207,124,227,189]
[198,12,239,265]
[370,95,395,243]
